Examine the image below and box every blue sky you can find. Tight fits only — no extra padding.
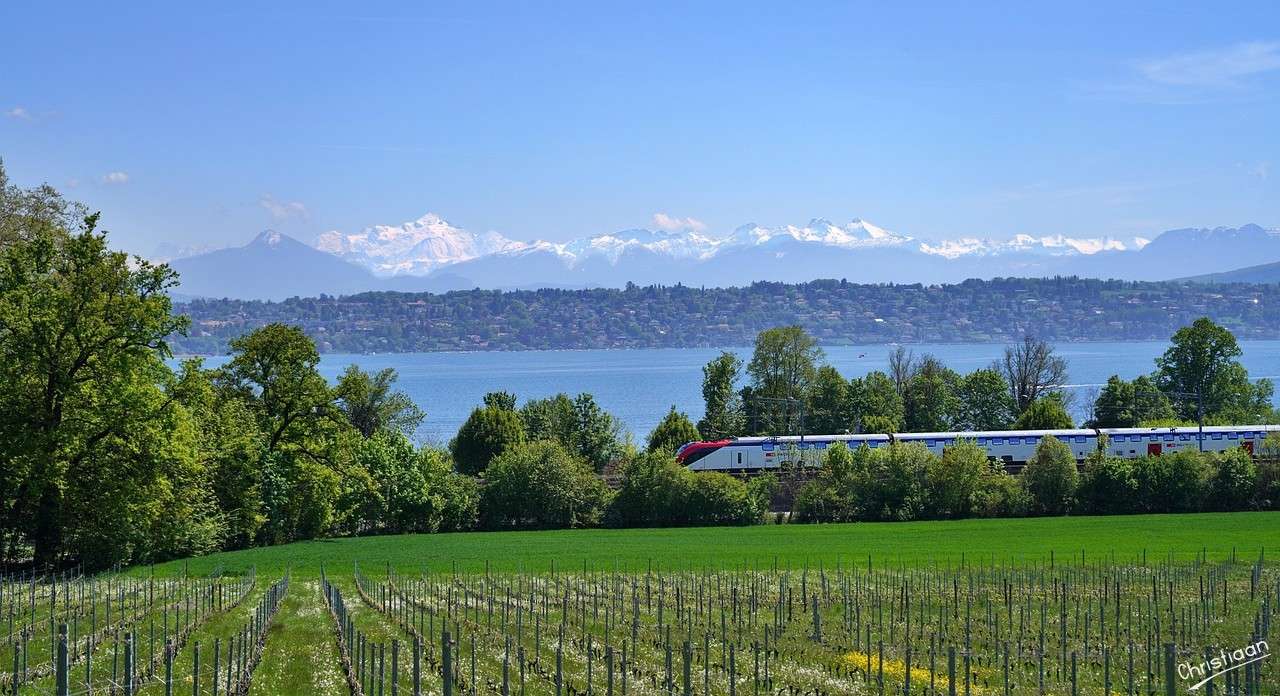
[2,1,1278,255]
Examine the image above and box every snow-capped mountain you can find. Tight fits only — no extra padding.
[169,219,1280,299]
[316,213,526,276]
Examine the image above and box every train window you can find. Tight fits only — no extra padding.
[1228,433,1238,439]
[991,437,1003,444]
[736,452,742,465]
[1074,436,1086,443]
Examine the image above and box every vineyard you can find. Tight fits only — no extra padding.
[3,515,1278,695]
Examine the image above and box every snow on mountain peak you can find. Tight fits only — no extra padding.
[919,233,1144,259]
[317,213,526,276]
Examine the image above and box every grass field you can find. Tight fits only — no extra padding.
[8,512,1279,695]
[147,511,1280,578]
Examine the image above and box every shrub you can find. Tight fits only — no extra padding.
[1078,456,1138,515]
[1207,447,1258,511]
[926,440,988,519]
[1020,436,1077,515]
[1133,451,1210,513]
[1014,397,1074,429]
[480,440,611,530]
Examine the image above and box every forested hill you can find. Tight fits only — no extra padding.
[170,277,1280,354]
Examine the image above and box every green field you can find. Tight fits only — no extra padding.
[148,511,1280,578]
[8,512,1279,695]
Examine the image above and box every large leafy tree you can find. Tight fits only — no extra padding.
[480,440,611,529]
[1154,318,1273,422]
[0,193,189,565]
[746,326,823,432]
[806,365,850,434]
[956,368,1014,431]
[215,324,348,542]
[697,351,745,438]
[848,371,904,433]
[902,356,961,432]
[335,365,424,438]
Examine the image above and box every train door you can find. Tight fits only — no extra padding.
[1147,443,1162,456]
[1243,441,1254,456]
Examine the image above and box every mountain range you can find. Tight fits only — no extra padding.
[164,217,1280,300]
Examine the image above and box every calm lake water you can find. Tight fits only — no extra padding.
[188,342,1280,445]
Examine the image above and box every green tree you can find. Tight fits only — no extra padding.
[956,369,1015,431]
[1092,375,1174,427]
[1154,318,1273,422]
[746,326,823,432]
[697,352,745,438]
[1020,435,1077,515]
[0,203,189,566]
[849,371,904,433]
[450,405,526,476]
[1014,396,1074,430]
[646,406,701,456]
[806,365,850,433]
[480,440,611,529]
[483,390,518,411]
[216,324,337,457]
[520,393,625,473]
[174,359,265,550]
[902,356,961,432]
[335,365,424,438]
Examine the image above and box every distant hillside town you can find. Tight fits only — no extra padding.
[171,276,1280,354]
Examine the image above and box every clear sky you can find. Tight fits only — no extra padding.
[2,1,1278,256]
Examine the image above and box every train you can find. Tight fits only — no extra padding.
[675,425,1280,474]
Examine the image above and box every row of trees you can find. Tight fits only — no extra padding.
[793,434,1280,523]
[697,328,1079,438]
[695,321,1276,440]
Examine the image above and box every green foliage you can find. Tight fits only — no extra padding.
[1020,436,1078,515]
[1207,447,1257,512]
[903,356,962,432]
[1014,396,1074,430]
[0,189,191,567]
[1132,451,1210,513]
[1078,455,1138,515]
[925,440,989,519]
[483,390,518,411]
[610,451,768,527]
[334,365,424,438]
[646,406,701,456]
[746,326,823,432]
[520,393,625,473]
[1155,317,1273,422]
[956,369,1015,431]
[697,351,745,438]
[347,433,476,534]
[1091,375,1173,427]
[480,440,611,530]
[806,365,850,434]
[849,371,904,433]
[450,406,526,475]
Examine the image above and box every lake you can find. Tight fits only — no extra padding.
[187,342,1280,445]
